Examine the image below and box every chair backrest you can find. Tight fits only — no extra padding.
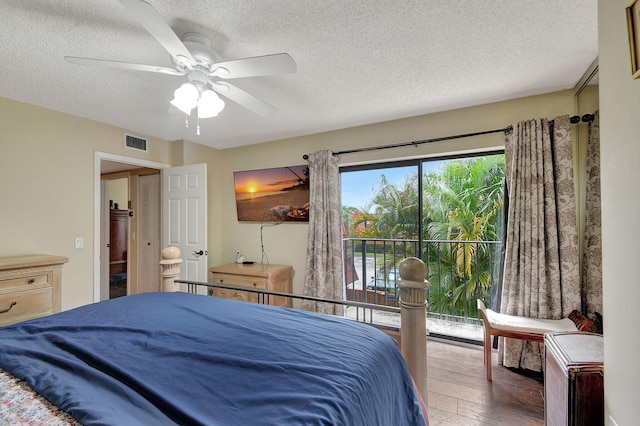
[477,299,487,314]
[477,299,490,323]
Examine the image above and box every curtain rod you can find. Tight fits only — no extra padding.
[302,114,594,160]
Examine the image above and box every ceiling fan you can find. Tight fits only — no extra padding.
[64,0,296,132]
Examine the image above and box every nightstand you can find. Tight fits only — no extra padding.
[209,263,293,307]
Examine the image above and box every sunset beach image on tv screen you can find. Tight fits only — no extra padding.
[233,165,310,222]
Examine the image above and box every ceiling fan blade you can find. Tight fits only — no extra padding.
[210,81,276,116]
[118,0,195,65]
[65,56,186,76]
[209,53,296,79]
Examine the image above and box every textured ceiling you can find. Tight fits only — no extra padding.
[0,1,598,149]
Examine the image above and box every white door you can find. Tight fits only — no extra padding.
[162,164,208,289]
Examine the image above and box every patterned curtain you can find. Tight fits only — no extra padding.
[582,111,602,326]
[499,115,580,372]
[301,150,345,315]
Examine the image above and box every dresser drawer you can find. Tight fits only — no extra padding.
[0,255,67,326]
[0,288,53,326]
[211,273,267,289]
[0,272,51,293]
[211,288,259,304]
[209,263,293,307]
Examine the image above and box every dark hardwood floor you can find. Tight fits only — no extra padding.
[425,338,544,425]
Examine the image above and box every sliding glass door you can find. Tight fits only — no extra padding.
[340,152,505,342]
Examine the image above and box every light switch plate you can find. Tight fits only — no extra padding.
[75,237,84,249]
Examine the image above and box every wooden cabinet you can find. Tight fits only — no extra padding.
[544,331,604,426]
[110,209,128,298]
[209,263,293,307]
[110,210,128,273]
[0,254,68,326]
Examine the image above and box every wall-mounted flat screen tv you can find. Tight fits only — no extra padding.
[233,165,310,222]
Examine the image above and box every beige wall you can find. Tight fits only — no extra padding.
[108,178,128,209]
[218,90,577,295]
[0,97,171,309]
[599,1,640,424]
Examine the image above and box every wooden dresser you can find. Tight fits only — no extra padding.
[209,263,293,307]
[0,254,68,327]
[544,331,604,426]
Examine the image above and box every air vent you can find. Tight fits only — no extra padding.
[124,133,148,152]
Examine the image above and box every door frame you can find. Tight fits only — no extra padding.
[93,152,169,303]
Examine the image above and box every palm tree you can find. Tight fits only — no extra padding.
[346,173,420,282]
[368,174,420,240]
[423,156,505,317]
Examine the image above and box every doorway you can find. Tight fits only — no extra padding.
[94,152,169,303]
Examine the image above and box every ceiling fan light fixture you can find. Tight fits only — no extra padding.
[197,89,225,118]
[64,0,297,129]
[170,82,199,114]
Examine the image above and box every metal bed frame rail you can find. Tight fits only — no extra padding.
[176,279,401,327]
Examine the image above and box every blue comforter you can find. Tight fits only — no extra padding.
[0,292,426,425]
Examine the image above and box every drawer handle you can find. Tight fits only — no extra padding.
[0,301,17,314]
[28,278,35,284]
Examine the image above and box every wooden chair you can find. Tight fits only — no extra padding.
[477,299,593,381]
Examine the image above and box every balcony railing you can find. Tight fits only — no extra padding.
[343,237,502,341]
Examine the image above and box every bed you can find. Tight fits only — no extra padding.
[0,292,427,425]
